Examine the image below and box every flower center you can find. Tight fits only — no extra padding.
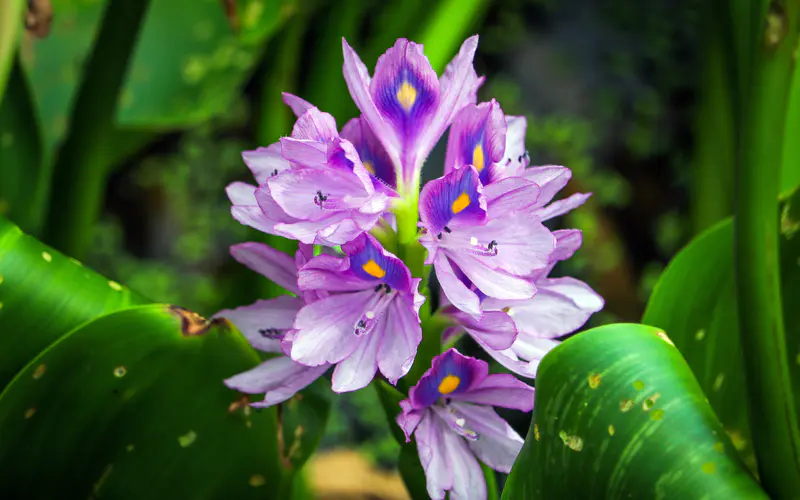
[472,144,485,171]
[451,192,470,214]
[396,81,417,112]
[438,374,461,394]
[362,259,386,278]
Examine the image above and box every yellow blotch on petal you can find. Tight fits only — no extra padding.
[363,161,375,175]
[438,374,461,394]
[362,259,386,279]
[452,192,470,214]
[472,144,485,171]
[396,81,417,112]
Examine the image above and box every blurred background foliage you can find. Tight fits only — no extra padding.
[0,0,753,495]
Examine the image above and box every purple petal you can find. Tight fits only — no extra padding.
[214,296,303,352]
[491,277,603,339]
[409,348,488,409]
[280,138,329,167]
[450,402,525,473]
[450,373,535,411]
[441,419,486,500]
[448,252,535,300]
[266,167,371,221]
[282,92,314,117]
[224,356,328,407]
[536,192,592,221]
[242,144,289,185]
[370,39,440,172]
[432,254,482,318]
[275,213,369,246]
[227,181,258,206]
[397,404,424,442]
[444,100,506,185]
[377,296,423,383]
[290,289,375,365]
[290,107,339,141]
[522,165,572,206]
[484,177,541,218]
[415,36,480,182]
[342,233,413,292]
[551,229,583,262]
[496,115,528,178]
[341,117,397,189]
[230,242,299,294]
[298,253,372,292]
[510,336,560,364]
[331,322,382,392]
[419,166,487,236]
[479,345,542,378]
[415,412,452,499]
[448,308,517,350]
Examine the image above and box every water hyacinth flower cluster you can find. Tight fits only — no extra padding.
[221,35,603,499]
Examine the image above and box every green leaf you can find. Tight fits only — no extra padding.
[0,0,23,100]
[416,0,489,72]
[0,216,149,388]
[0,305,285,498]
[0,59,44,234]
[21,0,108,154]
[644,193,800,475]
[117,0,294,127]
[399,440,429,500]
[781,46,800,199]
[276,377,332,473]
[375,379,406,445]
[502,324,766,499]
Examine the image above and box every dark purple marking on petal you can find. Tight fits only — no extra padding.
[419,165,487,236]
[371,39,440,147]
[342,233,411,292]
[341,117,397,189]
[445,100,507,185]
[409,348,488,409]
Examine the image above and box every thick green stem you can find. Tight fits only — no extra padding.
[735,1,800,496]
[42,0,150,259]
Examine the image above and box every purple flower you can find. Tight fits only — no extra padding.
[290,233,425,392]
[342,36,482,194]
[397,349,533,500]
[216,242,329,407]
[419,165,556,317]
[227,96,393,246]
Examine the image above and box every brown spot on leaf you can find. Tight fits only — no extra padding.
[228,394,251,414]
[25,0,53,38]
[33,364,46,379]
[169,306,227,336]
[219,0,240,32]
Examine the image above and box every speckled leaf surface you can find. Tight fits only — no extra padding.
[0,216,148,387]
[0,305,284,499]
[643,192,800,473]
[502,324,765,499]
[116,0,294,127]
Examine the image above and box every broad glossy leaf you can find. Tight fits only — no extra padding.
[783,56,800,199]
[0,305,284,498]
[0,217,148,387]
[643,193,800,472]
[0,0,23,100]
[502,324,765,499]
[117,0,294,127]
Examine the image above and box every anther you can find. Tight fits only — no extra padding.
[437,233,443,240]
[272,169,279,176]
[443,226,452,233]
[488,240,498,250]
[384,284,392,294]
[375,284,383,292]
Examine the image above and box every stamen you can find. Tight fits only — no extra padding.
[383,284,392,294]
[443,226,452,233]
[314,190,328,207]
[365,311,375,319]
[375,284,383,292]
[470,236,478,246]
[437,233,443,240]
[488,240,498,251]
[258,328,283,339]
[272,169,279,176]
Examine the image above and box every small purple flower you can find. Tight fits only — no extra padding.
[290,233,425,392]
[342,36,482,194]
[397,349,533,500]
[438,231,603,377]
[419,165,555,317]
[228,97,393,246]
[216,243,329,407]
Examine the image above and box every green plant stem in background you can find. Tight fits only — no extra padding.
[780,44,800,199]
[734,1,800,496]
[416,0,489,71]
[690,10,735,235]
[42,0,150,260]
[0,0,23,101]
